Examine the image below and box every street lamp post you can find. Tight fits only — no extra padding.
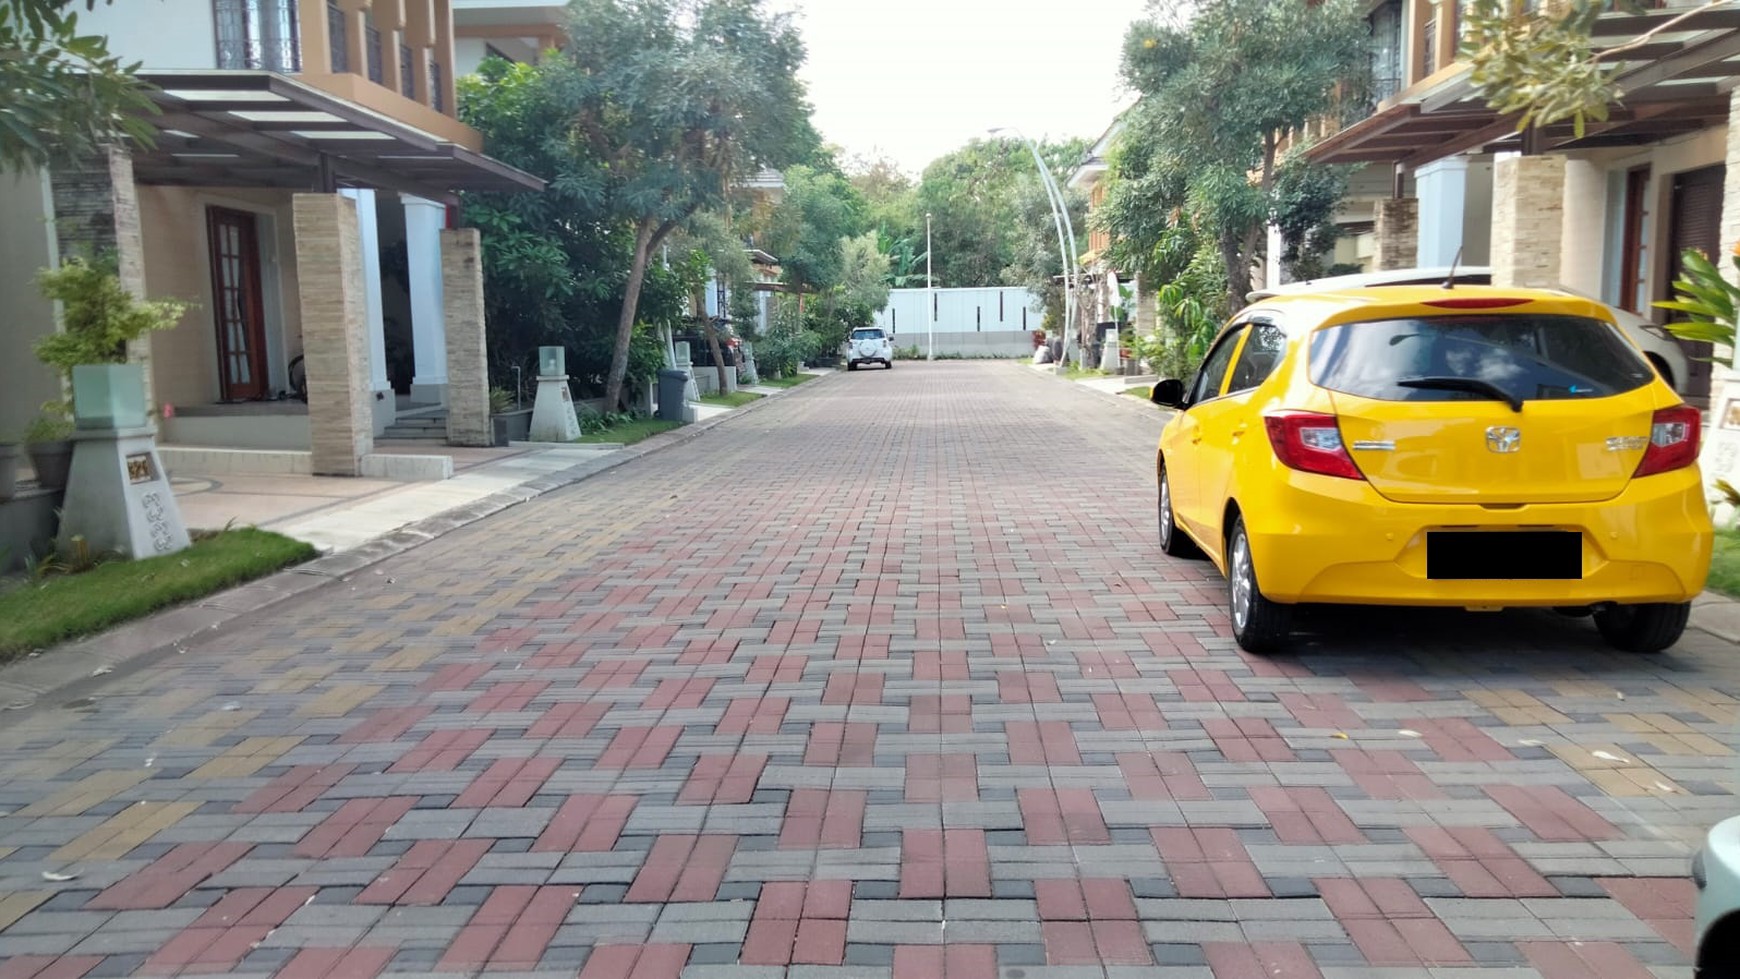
[925,211,934,361]
[991,126,1078,367]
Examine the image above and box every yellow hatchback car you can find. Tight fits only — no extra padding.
[1149,284,1713,654]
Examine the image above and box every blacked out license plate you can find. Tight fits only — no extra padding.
[1426,531,1582,580]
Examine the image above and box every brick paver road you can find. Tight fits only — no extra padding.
[1,362,1736,979]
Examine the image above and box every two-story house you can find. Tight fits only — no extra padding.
[1300,0,1740,511]
[0,0,545,479]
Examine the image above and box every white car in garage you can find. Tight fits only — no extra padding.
[1249,267,1692,394]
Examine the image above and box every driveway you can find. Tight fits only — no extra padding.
[0,361,1732,978]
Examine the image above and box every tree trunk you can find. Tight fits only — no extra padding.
[701,318,729,393]
[605,223,657,413]
[1221,230,1249,313]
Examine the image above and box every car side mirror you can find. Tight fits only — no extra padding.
[1150,378,1186,409]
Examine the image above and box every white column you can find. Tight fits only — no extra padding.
[1558,157,1607,297]
[1414,156,1468,268]
[402,195,449,403]
[340,188,393,435]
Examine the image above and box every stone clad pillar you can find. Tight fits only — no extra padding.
[440,227,491,447]
[1489,154,1566,288]
[293,194,375,475]
[49,146,153,406]
[1372,198,1419,271]
[339,188,393,435]
[402,195,448,403]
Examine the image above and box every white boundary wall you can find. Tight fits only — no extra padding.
[873,287,1042,358]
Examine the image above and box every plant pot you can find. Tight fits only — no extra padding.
[27,439,73,491]
[0,443,19,502]
[490,408,533,446]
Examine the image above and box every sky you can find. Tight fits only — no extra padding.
[772,0,1151,176]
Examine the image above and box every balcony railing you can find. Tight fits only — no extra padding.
[366,25,383,83]
[400,43,415,98]
[429,61,444,112]
[328,2,347,73]
[213,0,301,72]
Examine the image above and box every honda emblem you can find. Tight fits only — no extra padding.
[1485,426,1521,453]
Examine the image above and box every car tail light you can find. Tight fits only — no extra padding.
[1263,411,1364,480]
[1633,404,1702,477]
[1422,297,1530,309]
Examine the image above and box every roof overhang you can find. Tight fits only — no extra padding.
[134,71,544,200]
[1305,8,1740,167]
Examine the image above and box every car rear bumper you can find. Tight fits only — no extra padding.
[1243,468,1713,606]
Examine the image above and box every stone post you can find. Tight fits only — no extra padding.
[339,188,393,434]
[1372,198,1419,272]
[293,193,375,476]
[50,146,153,407]
[441,227,492,447]
[1489,154,1566,288]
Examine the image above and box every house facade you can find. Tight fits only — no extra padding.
[0,0,544,477]
[1302,0,1740,510]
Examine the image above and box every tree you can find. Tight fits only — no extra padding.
[914,138,1083,288]
[559,0,817,411]
[1110,0,1370,308]
[0,0,156,172]
[764,163,866,300]
[458,58,672,400]
[1005,175,1087,333]
[1459,0,1719,137]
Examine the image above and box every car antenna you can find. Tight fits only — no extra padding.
[1442,246,1464,290]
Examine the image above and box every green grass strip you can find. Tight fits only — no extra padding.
[575,417,684,445]
[0,528,317,661]
[1710,528,1740,600]
[757,373,816,388]
[700,390,764,408]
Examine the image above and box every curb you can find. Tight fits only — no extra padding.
[0,373,836,715]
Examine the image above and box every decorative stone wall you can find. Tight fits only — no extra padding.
[441,228,491,447]
[49,146,154,406]
[1489,155,1566,288]
[1372,198,1419,272]
[293,194,374,476]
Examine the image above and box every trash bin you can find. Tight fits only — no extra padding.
[657,369,689,422]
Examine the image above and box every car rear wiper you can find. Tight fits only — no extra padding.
[1396,375,1524,413]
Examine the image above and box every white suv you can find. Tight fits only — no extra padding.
[847,327,893,371]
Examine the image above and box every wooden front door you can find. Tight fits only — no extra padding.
[1662,165,1723,403]
[207,207,269,401]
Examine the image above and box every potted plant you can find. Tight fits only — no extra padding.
[489,386,533,446]
[30,255,188,454]
[0,436,19,501]
[24,410,74,491]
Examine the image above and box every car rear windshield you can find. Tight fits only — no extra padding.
[1308,314,1653,405]
[852,329,884,340]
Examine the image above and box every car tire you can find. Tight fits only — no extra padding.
[885,360,892,369]
[1226,514,1292,654]
[1593,602,1690,653]
[1158,465,1200,558]
[848,361,858,372]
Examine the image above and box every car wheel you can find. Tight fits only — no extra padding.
[1226,515,1292,654]
[847,361,858,371]
[1158,465,1200,558]
[1593,602,1690,653]
[885,360,893,369]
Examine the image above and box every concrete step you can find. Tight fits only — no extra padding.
[382,426,448,440]
[389,417,447,428]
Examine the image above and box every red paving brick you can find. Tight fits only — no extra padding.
[0,363,1723,975]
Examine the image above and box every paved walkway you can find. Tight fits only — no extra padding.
[1,361,1735,978]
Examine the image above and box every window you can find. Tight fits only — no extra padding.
[1225,323,1287,394]
[1309,315,1653,405]
[851,328,885,341]
[1189,326,1246,405]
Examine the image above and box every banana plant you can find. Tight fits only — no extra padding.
[1656,246,1739,354]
